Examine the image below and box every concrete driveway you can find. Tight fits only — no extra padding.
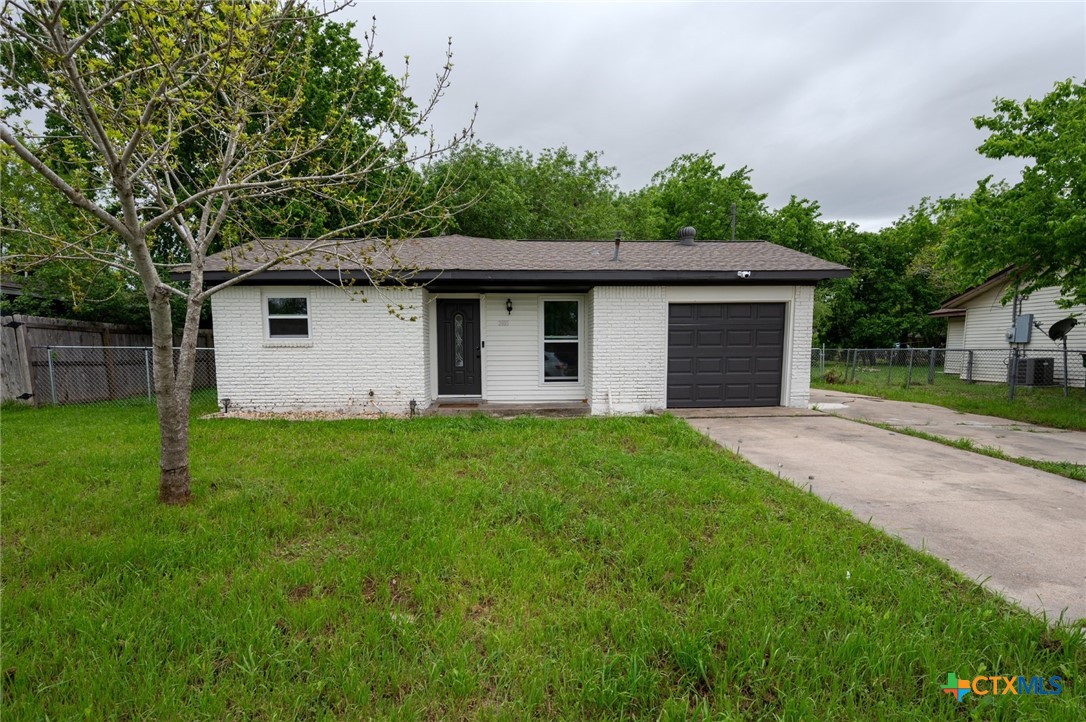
[677,405,1086,622]
[812,389,1086,465]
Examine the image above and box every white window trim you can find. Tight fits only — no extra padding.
[263,291,311,341]
[538,297,583,385]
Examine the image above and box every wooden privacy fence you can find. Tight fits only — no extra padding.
[1,315,213,405]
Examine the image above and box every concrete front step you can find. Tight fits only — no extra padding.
[426,401,590,418]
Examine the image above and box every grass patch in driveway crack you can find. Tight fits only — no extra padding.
[833,415,1086,483]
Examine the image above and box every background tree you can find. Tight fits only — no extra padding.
[1,0,472,503]
[940,78,1086,305]
[426,144,649,239]
[637,152,772,240]
[822,201,956,347]
[767,196,844,263]
[1,143,150,325]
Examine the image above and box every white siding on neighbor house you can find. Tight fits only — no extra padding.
[960,284,1085,383]
[944,317,965,374]
[963,284,1084,349]
[212,285,428,413]
[587,284,815,413]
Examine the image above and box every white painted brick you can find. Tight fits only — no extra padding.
[211,285,429,414]
[788,285,815,408]
[214,282,817,415]
[589,286,668,414]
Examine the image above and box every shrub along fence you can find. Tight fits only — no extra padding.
[811,347,1086,396]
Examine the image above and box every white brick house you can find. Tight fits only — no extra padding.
[202,235,848,415]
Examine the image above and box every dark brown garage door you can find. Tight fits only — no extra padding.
[667,303,786,407]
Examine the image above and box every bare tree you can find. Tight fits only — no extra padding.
[1,0,473,503]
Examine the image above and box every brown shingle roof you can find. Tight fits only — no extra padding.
[202,235,849,280]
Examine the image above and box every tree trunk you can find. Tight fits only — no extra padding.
[148,285,191,504]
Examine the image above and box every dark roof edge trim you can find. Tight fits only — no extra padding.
[184,268,851,285]
[928,308,967,318]
[933,266,1016,311]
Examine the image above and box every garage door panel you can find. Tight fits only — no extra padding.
[696,357,723,373]
[756,304,785,320]
[668,384,693,403]
[753,384,782,403]
[756,328,783,344]
[696,383,724,397]
[696,329,724,347]
[669,329,695,348]
[725,329,752,347]
[668,302,785,408]
[696,304,724,320]
[726,305,753,320]
[669,305,693,321]
[725,357,751,373]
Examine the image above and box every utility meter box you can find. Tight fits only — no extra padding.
[1009,313,1034,344]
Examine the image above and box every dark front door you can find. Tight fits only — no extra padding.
[667,303,785,407]
[437,299,482,396]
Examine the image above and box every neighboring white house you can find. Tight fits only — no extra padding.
[930,268,1085,384]
[198,234,849,415]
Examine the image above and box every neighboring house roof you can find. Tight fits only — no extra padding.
[196,235,850,288]
[929,267,1016,318]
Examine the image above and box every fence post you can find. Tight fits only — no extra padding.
[851,350,859,382]
[47,346,58,405]
[1008,349,1018,401]
[144,348,152,402]
[906,349,915,386]
[887,349,896,385]
[928,349,936,384]
[965,351,974,383]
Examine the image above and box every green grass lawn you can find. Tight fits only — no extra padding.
[813,364,1086,431]
[2,401,1083,720]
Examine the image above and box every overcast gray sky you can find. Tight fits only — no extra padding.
[344,1,1084,231]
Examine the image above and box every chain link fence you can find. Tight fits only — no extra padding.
[811,347,1086,394]
[28,346,216,407]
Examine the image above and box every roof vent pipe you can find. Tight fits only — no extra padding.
[612,231,622,261]
[678,226,696,246]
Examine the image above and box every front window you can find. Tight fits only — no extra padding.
[266,296,309,338]
[543,300,579,382]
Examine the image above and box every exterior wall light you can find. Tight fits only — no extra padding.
[506,298,513,315]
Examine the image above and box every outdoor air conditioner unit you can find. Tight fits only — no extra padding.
[1014,358,1054,386]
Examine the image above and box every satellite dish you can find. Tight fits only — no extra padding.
[1048,317,1078,341]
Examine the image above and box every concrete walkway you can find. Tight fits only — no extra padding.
[811,389,1086,465]
[682,411,1086,621]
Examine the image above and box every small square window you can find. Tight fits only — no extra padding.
[266,296,309,338]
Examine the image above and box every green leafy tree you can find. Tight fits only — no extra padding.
[822,202,956,347]
[1,143,156,326]
[638,152,772,241]
[941,78,1086,304]
[427,144,643,239]
[767,195,844,263]
[1,0,471,503]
